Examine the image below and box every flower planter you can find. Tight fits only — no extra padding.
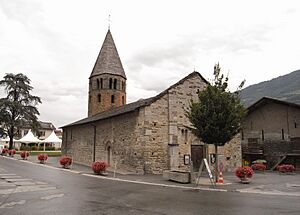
[235,166,254,184]
[251,163,266,172]
[20,151,30,160]
[240,177,251,184]
[38,154,48,164]
[2,148,9,156]
[59,155,72,169]
[91,160,108,176]
[277,164,295,174]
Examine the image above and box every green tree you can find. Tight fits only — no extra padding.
[0,73,41,149]
[187,63,246,181]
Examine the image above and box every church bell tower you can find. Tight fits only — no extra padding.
[88,30,127,117]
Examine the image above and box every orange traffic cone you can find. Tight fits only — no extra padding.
[217,171,224,184]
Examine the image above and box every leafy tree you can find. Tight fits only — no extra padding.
[0,73,41,149]
[187,63,246,181]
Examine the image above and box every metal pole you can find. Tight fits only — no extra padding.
[93,125,96,162]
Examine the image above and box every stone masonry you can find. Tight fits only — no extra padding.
[62,29,243,174]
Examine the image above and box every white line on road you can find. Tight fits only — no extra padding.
[0,174,16,176]
[41,193,64,200]
[0,185,56,195]
[237,189,300,197]
[3,156,300,197]
[82,173,227,192]
[0,200,26,209]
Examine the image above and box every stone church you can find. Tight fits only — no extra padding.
[61,30,240,174]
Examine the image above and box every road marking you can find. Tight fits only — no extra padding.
[0,200,26,209]
[5,178,32,182]
[237,188,300,197]
[41,193,64,200]
[0,174,16,176]
[14,181,36,186]
[286,183,300,188]
[0,182,16,187]
[1,175,21,179]
[4,156,300,197]
[82,173,227,192]
[0,185,56,195]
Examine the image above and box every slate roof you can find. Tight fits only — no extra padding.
[62,72,208,128]
[90,30,126,79]
[247,97,300,114]
[22,121,56,130]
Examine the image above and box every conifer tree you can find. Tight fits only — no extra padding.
[0,73,41,149]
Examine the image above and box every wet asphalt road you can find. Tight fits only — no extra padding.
[0,157,300,215]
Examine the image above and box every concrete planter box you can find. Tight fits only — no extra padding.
[163,170,190,183]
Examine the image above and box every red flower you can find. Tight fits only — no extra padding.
[235,166,254,178]
[38,154,48,161]
[8,149,16,155]
[20,151,30,158]
[1,148,9,154]
[91,160,108,173]
[277,164,295,173]
[59,155,72,166]
[251,163,266,171]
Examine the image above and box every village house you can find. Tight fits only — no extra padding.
[242,97,300,170]
[61,29,241,174]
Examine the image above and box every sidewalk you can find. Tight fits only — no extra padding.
[4,154,300,197]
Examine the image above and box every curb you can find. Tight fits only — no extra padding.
[1,156,227,193]
[2,156,300,197]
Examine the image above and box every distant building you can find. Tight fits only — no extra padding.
[61,29,240,174]
[242,97,300,170]
[16,121,56,140]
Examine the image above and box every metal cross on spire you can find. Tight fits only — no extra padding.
[108,14,111,30]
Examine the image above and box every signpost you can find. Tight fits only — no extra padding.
[195,158,216,187]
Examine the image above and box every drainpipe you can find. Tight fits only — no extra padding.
[286,106,290,139]
[93,124,96,162]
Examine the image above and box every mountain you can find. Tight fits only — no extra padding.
[240,69,300,107]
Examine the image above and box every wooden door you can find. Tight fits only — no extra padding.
[191,145,204,171]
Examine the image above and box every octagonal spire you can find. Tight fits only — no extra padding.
[90,30,126,79]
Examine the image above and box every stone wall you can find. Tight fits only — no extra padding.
[62,73,210,174]
[224,134,242,171]
[88,73,126,116]
[137,97,169,174]
[166,75,206,172]
[205,135,242,173]
[62,111,142,173]
[62,124,94,165]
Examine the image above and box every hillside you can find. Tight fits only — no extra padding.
[240,69,300,107]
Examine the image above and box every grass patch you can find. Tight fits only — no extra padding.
[16,151,62,157]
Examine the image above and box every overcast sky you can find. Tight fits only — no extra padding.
[1,0,300,128]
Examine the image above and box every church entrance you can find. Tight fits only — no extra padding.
[191,145,204,171]
[107,146,111,165]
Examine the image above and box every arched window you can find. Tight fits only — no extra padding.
[109,78,113,89]
[122,96,125,105]
[122,81,125,90]
[113,79,117,89]
[100,78,103,89]
[96,79,100,89]
[111,95,115,103]
[97,94,101,103]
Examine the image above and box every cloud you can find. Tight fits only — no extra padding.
[0,0,42,25]
[125,24,276,94]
